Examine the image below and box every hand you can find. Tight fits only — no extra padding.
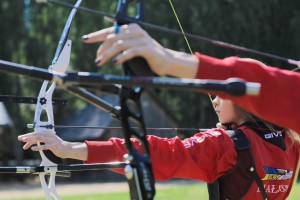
[18,131,69,158]
[216,122,238,130]
[82,24,198,78]
[18,131,88,160]
[83,24,170,75]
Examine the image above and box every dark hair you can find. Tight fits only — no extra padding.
[235,58,300,144]
[234,104,300,144]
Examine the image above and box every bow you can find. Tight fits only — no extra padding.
[0,55,260,199]
[39,0,300,67]
[0,1,281,199]
[31,0,82,199]
[0,1,261,199]
[114,1,156,199]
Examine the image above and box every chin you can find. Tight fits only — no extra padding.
[220,121,231,125]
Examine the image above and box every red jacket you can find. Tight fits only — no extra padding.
[195,53,300,134]
[85,125,299,199]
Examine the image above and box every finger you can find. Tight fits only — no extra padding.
[19,133,52,144]
[83,24,132,43]
[104,24,145,52]
[230,123,238,130]
[82,24,141,43]
[82,27,115,43]
[18,132,36,140]
[95,25,145,65]
[31,144,49,151]
[96,36,147,66]
[112,46,147,65]
[96,29,141,56]
[216,123,226,129]
[22,141,36,150]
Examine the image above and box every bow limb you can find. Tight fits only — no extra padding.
[32,0,82,199]
[40,0,300,67]
[114,1,156,199]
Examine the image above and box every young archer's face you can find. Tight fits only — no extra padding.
[212,96,240,125]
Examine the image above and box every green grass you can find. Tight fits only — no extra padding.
[288,182,300,200]
[12,182,300,200]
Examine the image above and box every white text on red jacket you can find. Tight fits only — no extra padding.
[183,131,222,149]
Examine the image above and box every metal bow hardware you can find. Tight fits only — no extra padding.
[29,0,82,199]
[38,0,300,67]
[115,1,156,199]
[0,0,283,200]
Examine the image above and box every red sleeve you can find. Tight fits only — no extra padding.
[85,129,237,183]
[195,52,300,134]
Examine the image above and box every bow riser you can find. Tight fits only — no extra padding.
[31,1,82,199]
[0,1,265,199]
[116,0,157,77]
[115,1,156,199]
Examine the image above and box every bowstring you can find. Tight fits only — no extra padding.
[168,4,300,200]
[168,0,215,109]
[168,1,211,199]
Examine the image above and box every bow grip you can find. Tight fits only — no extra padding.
[123,58,157,76]
[42,148,63,164]
[33,124,63,165]
[115,0,157,77]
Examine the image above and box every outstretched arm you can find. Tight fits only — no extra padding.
[196,53,300,134]
[82,24,199,78]
[83,23,300,133]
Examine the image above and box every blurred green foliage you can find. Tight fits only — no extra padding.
[1,0,300,160]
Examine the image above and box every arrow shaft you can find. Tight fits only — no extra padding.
[0,162,126,173]
[35,124,209,131]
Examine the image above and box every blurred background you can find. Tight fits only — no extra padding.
[0,0,299,194]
